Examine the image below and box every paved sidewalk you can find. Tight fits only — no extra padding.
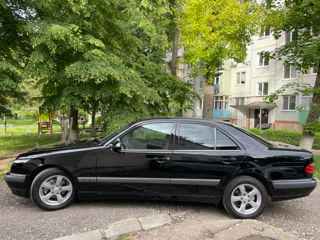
[55,212,303,240]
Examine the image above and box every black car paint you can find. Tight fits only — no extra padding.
[6,119,316,204]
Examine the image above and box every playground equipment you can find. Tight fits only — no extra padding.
[38,107,53,134]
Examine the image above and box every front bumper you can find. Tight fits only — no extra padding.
[5,173,29,198]
[270,178,317,201]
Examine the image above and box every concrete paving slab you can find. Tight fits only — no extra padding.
[213,219,302,240]
[132,215,242,240]
[103,217,141,239]
[54,230,102,240]
[139,213,172,230]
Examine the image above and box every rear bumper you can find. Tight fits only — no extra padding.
[270,178,317,201]
[5,173,29,198]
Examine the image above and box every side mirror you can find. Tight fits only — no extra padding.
[112,138,122,152]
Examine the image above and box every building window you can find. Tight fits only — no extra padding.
[284,64,297,79]
[214,96,229,110]
[236,72,246,85]
[214,75,220,84]
[300,95,313,110]
[257,53,269,67]
[282,95,296,111]
[235,97,245,106]
[260,29,270,38]
[285,31,297,44]
[258,82,268,96]
[312,66,318,74]
[200,79,204,89]
[199,98,203,109]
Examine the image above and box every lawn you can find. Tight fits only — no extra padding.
[0,133,62,159]
[0,119,98,159]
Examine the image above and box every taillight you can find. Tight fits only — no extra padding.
[305,163,314,174]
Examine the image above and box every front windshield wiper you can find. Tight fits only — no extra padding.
[92,137,102,143]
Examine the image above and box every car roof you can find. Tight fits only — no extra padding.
[136,117,219,124]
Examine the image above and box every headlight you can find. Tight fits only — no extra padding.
[14,158,31,164]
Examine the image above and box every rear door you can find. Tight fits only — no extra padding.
[170,121,245,198]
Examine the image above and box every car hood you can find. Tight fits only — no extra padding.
[17,139,100,158]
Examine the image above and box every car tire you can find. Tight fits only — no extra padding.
[31,168,75,211]
[223,176,268,219]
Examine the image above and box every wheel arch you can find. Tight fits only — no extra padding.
[27,164,78,198]
[225,172,271,196]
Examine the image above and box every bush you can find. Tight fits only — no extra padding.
[249,129,320,150]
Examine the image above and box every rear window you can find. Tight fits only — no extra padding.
[219,122,273,147]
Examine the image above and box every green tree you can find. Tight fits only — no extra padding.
[22,0,196,138]
[179,0,262,119]
[0,0,30,133]
[262,0,320,150]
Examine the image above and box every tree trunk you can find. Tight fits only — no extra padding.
[171,4,183,116]
[300,62,320,150]
[171,21,179,77]
[203,79,214,119]
[61,115,67,143]
[91,111,96,138]
[68,106,78,141]
[3,114,6,135]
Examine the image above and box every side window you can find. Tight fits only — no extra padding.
[121,123,173,150]
[216,129,239,150]
[175,123,239,150]
[176,124,215,150]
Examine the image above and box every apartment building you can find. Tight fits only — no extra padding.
[166,31,318,130]
[226,31,317,131]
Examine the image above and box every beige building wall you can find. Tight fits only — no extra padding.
[228,32,317,131]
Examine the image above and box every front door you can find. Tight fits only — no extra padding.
[170,121,245,199]
[96,121,174,198]
[254,109,268,128]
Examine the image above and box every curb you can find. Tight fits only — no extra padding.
[54,213,175,240]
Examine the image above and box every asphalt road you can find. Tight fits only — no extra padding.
[0,180,319,240]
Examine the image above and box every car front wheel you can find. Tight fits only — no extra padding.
[223,176,268,219]
[31,168,75,210]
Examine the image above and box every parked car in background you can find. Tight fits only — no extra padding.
[5,118,316,218]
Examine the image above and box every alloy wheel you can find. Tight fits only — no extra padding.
[39,175,73,206]
[230,183,262,215]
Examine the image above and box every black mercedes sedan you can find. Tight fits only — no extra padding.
[5,118,317,218]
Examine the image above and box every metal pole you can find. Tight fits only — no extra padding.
[3,114,6,135]
[259,108,262,130]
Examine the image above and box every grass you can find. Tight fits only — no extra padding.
[0,133,62,159]
[314,155,320,179]
[0,119,100,159]
[117,234,133,240]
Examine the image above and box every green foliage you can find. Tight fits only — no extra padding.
[179,0,263,80]
[0,0,28,116]
[17,0,196,131]
[304,119,320,134]
[262,0,320,70]
[249,128,320,150]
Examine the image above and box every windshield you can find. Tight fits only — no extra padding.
[99,124,132,145]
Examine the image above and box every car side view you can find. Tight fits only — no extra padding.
[5,118,317,218]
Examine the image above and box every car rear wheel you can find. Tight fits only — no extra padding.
[223,176,268,219]
[31,168,75,210]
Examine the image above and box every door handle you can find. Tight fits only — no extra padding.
[153,157,170,164]
[221,157,237,164]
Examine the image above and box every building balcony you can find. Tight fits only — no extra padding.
[213,109,231,119]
